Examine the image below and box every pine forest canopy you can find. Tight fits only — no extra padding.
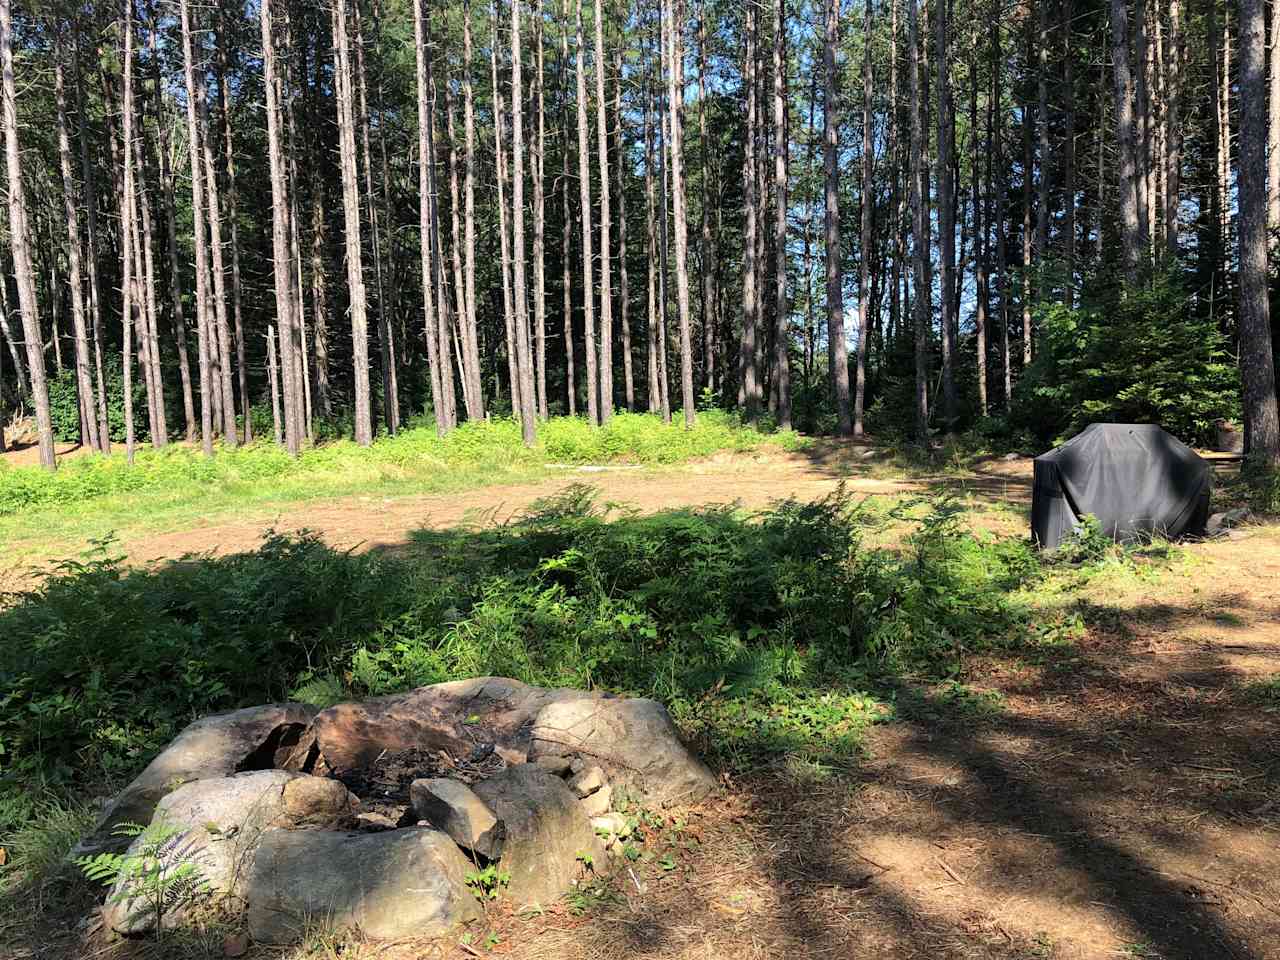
[0,0,1278,473]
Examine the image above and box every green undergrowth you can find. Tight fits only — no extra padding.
[0,410,801,521]
[0,487,1052,829]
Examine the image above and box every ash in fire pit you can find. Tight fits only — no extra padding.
[335,742,508,824]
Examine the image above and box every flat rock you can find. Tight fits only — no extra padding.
[567,766,606,798]
[579,784,613,817]
[294,677,606,775]
[102,770,355,934]
[529,698,716,808]
[472,765,604,907]
[410,778,505,860]
[78,703,316,857]
[246,827,481,944]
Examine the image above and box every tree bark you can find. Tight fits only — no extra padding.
[697,2,716,396]
[54,42,99,453]
[594,0,614,421]
[2,0,53,471]
[740,4,760,419]
[576,0,600,424]
[770,0,790,430]
[561,0,577,415]
[1110,0,1144,282]
[215,4,249,443]
[260,0,303,454]
[614,43,634,412]
[824,0,851,435]
[120,0,139,462]
[415,0,446,433]
[935,0,956,429]
[511,0,537,444]
[463,0,484,415]
[646,41,662,414]
[1240,0,1280,463]
[334,0,373,445]
[908,0,930,442]
[535,0,549,419]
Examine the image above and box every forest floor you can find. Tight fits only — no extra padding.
[6,440,1280,960]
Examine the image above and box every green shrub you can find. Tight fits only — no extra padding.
[47,354,153,445]
[1011,273,1240,448]
[0,488,1042,821]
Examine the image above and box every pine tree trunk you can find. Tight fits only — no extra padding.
[1035,0,1050,266]
[215,4,249,443]
[260,0,303,454]
[698,3,716,396]
[511,0,537,445]
[769,0,789,429]
[908,0,929,442]
[181,0,215,454]
[154,30,196,443]
[444,81,478,421]
[535,1,549,419]
[740,5,759,419]
[1062,0,1076,301]
[120,0,139,462]
[333,0,373,445]
[614,43,634,412]
[131,88,168,447]
[2,0,53,471]
[267,325,283,445]
[492,6,519,416]
[994,20,1011,405]
[645,45,662,415]
[353,2,397,435]
[54,45,99,454]
[414,0,446,433]
[1270,0,1280,235]
[935,0,956,428]
[593,0,614,422]
[576,0,600,424]
[1165,0,1182,256]
[826,0,852,435]
[1240,0,1280,463]
[667,0,697,427]
[462,0,484,416]
[971,30,988,417]
[560,0,576,416]
[1109,0,1144,282]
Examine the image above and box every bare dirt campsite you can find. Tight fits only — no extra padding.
[4,439,1279,960]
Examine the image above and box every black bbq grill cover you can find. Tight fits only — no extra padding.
[1030,423,1210,550]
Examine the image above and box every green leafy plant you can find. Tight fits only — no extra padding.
[463,863,511,900]
[75,818,207,936]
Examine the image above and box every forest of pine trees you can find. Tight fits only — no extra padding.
[0,0,1278,472]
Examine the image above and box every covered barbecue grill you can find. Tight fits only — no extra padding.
[1030,423,1211,550]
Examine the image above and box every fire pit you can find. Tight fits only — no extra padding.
[77,678,716,944]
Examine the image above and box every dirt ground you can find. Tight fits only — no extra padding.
[11,444,1280,960]
[1,441,1033,575]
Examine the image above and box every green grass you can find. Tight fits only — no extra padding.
[0,411,803,560]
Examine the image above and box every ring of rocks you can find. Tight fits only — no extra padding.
[74,677,716,944]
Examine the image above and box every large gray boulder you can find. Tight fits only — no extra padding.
[528,698,716,808]
[101,770,356,934]
[292,677,606,774]
[245,827,482,944]
[472,765,604,908]
[77,703,316,857]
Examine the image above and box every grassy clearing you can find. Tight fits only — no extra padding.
[0,411,802,560]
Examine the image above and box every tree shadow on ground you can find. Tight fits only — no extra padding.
[4,497,1279,959]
